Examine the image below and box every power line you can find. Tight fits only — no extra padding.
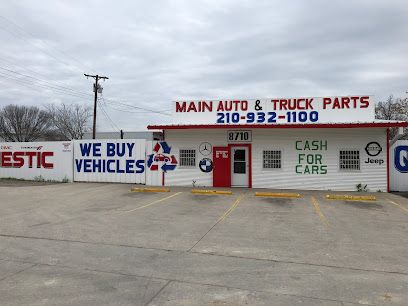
[0,15,94,74]
[105,105,153,114]
[0,71,90,100]
[102,98,171,115]
[5,15,95,72]
[0,16,172,123]
[0,56,91,95]
[0,66,171,117]
[103,103,152,114]
[0,73,119,133]
[99,94,153,114]
[0,65,91,98]
[97,98,120,131]
[0,70,91,100]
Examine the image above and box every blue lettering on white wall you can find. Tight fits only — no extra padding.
[135,160,145,173]
[106,142,135,157]
[79,143,92,156]
[75,142,145,174]
[107,160,115,173]
[75,159,83,172]
[75,158,145,174]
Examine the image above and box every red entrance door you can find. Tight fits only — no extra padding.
[213,146,231,187]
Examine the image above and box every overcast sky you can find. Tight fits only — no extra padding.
[0,0,407,131]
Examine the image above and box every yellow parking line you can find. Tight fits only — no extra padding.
[311,196,330,228]
[217,194,245,223]
[119,192,182,213]
[131,187,170,193]
[388,199,408,213]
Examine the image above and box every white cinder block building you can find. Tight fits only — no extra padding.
[148,96,408,191]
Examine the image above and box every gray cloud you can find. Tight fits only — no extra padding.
[0,0,407,131]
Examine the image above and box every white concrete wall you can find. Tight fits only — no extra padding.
[0,141,73,182]
[390,140,408,191]
[164,128,387,191]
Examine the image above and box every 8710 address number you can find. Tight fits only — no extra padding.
[227,131,252,142]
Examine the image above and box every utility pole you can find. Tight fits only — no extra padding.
[84,74,109,139]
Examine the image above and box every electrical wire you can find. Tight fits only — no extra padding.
[98,95,152,114]
[0,16,172,119]
[0,56,91,95]
[0,14,94,74]
[0,68,171,118]
[0,65,91,98]
[104,104,152,114]
[0,67,172,118]
[103,97,171,115]
[97,98,120,131]
[0,71,92,100]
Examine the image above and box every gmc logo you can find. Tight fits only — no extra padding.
[0,151,54,168]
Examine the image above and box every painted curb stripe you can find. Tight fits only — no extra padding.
[255,192,301,198]
[325,194,376,201]
[191,189,232,195]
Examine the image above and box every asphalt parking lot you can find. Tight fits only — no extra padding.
[0,182,407,305]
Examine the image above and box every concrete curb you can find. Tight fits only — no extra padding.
[191,189,232,195]
[255,192,301,198]
[325,194,376,201]
[131,187,170,193]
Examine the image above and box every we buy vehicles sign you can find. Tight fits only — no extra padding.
[172,95,375,125]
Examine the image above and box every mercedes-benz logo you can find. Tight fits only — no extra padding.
[199,142,212,156]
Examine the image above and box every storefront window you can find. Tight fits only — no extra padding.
[339,150,360,170]
[263,150,282,169]
[179,149,196,167]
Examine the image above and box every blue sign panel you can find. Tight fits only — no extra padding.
[394,145,408,173]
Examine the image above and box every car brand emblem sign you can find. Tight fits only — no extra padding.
[365,142,382,157]
[199,142,212,156]
[199,158,213,173]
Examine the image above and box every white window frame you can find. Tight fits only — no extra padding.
[179,148,196,168]
[262,149,283,171]
[338,149,361,171]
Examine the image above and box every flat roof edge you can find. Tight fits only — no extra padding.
[147,122,408,130]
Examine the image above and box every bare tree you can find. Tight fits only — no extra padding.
[47,103,91,140]
[375,95,408,121]
[375,95,408,139]
[0,104,53,142]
